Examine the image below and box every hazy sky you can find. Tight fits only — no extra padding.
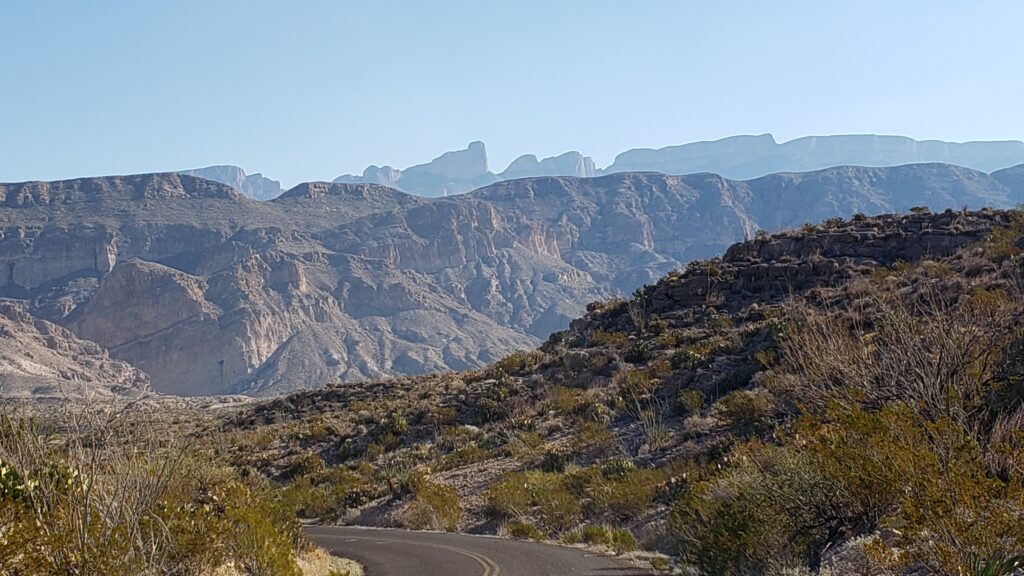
[2,1,1022,186]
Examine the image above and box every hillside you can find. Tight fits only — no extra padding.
[1,165,1023,396]
[228,208,1024,575]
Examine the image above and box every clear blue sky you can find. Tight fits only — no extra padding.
[2,1,1022,187]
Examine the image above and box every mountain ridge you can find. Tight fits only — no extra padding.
[330,135,1024,198]
[1,162,1023,397]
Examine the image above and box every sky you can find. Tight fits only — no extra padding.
[2,1,1023,187]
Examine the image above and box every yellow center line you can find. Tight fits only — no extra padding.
[330,534,502,576]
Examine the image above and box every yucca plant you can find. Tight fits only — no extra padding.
[970,553,1024,576]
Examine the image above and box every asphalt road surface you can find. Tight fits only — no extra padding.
[305,525,655,576]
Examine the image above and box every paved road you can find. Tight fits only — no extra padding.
[305,525,655,576]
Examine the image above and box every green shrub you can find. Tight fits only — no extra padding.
[539,450,572,473]
[716,388,774,436]
[493,351,546,375]
[671,348,705,370]
[601,458,637,481]
[381,412,409,436]
[486,471,581,532]
[568,524,637,553]
[405,475,462,531]
[675,388,705,415]
[624,340,652,363]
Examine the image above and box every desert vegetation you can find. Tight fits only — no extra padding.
[0,395,307,576]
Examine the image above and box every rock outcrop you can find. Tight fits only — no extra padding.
[2,164,1023,397]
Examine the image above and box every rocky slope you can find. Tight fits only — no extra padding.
[0,301,148,399]
[226,208,1024,575]
[178,165,283,200]
[1,165,1023,397]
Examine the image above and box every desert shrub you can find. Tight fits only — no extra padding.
[474,398,507,424]
[571,421,617,456]
[671,440,853,575]
[282,466,366,520]
[224,481,303,576]
[436,425,481,453]
[715,367,757,395]
[676,388,705,415]
[436,444,491,471]
[708,314,734,330]
[381,412,409,436]
[617,370,671,451]
[282,451,327,479]
[569,524,637,553]
[715,388,775,436]
[628,288,650,334]
[590,329,630,348]
[775,286,1023,439]
[493,350,546,375]
[587,297,626,315]
[426,405,459,426]
[591,469,662,522]
[601,457,637,480]
[404,474,462,531]
[486,471,581,532]
[545,385,582,415]
[671,348,705,370]
[373,454,415,496]
[0,402,301,576]
[981,212,1024,263]
[624,340,652,363]
[539,449,572,473]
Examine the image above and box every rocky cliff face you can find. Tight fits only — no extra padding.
[178,165,283,200]
[2,164,1022,397]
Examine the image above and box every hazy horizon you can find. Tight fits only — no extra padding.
[3,1,1023,186]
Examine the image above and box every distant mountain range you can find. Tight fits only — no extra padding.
[178,165,283,200]
[182,135,1024,200]
[3,161,1024,397]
